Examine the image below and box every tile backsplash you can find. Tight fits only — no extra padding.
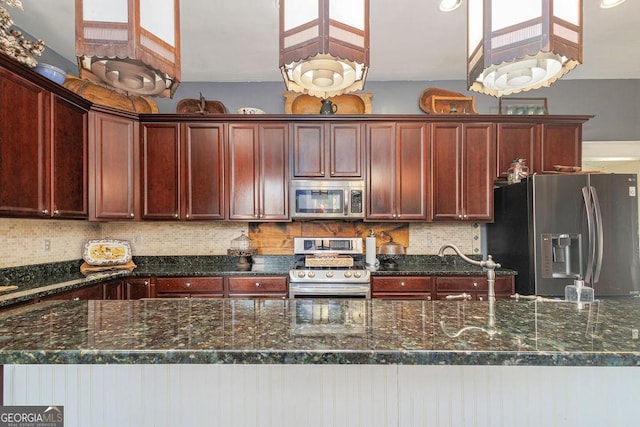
[1,218,480,268]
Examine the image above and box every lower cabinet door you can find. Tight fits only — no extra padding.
[227,276,288,298]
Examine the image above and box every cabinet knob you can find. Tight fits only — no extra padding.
[185,214,190,219]
[473,282,478,288]
[53,209,60,216]
[330,171,335,176]
[400,281,405,287]
[174,214,179,218]
[42,209,49,215]
[130,213,135,217]
[255,282,261,287]
[185,282,191,288]
[144,281,149,287]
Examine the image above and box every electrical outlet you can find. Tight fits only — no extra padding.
[43,239,51,252]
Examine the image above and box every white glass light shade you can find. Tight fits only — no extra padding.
[467,0,582,97]
[280,0,369,98]
[439,0,462,12]
[75,0,181,98]
[600,0,626,8]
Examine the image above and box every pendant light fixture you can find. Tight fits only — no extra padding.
[75,0,181,98]
[279,0,369,99]
[467,0,582,97]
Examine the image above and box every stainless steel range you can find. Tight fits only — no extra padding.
[288,237,371,298]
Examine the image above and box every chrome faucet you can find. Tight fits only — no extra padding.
[438,244,501,338]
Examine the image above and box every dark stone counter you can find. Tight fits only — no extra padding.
[0,297,638,366]
[0,255,517,307]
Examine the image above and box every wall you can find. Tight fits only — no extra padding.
[155,79,640,142]
[0,219,480,268]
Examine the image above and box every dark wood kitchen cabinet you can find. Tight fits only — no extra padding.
[155,277,224,298]
[366,122,429,221]
[0,68,88,218]
[227,276,288,298]
[495,122,538,179]
[435,275,514,300]
[431,122,495,222]
[496,121,582,178]
[291,122,362,178]
[539,122,582,172]
[88,109,139,220]
[140,122,225,220]
[124,277,155,299]
[40,283,105,301]
[371,276,433,299]
[228,123,289,221]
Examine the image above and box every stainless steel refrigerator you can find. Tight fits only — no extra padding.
[487,174,640,296]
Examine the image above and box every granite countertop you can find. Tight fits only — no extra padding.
[0,297,638,366]
[0,255,517,307]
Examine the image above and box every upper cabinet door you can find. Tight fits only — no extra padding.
[89,111,138,220]
[141,123,180,220]
[366,122,429,221]
[51,95,88,218]
[259,124,289,220]
[0,68,50,217]
[431,122,494,222]
[329,123,362,178]
[540,123,582,172]
[292,123,324,177]
[292,122,362,178]
[495,123,538,179]
[182,123,225,220]
[228,123,289,221]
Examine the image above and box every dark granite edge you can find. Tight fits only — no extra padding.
[0,349,637,366]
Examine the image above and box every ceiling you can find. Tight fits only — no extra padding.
[8,0,640,83]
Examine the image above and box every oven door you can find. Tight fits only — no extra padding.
[289,282,371,299]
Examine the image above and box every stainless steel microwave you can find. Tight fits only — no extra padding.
[290,180,365,220]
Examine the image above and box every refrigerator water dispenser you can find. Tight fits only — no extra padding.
[541,233,583,279]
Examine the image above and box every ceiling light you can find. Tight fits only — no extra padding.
[467,0,582,97]
[279,0,369,99]
[439,0,463,12]
[600,0,626,8]
[75,0,181,98]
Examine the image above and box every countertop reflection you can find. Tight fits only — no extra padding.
[0,298,638,366]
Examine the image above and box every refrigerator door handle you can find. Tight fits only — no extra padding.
[582,186,596,285]
[590,186,604,284]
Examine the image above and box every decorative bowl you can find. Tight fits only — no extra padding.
[237,107,266,114]
[34,63,67,85]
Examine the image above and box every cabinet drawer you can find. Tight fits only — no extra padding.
[435,276,513,293]
[372,276,432,292]
[156,277,223,293]
[227,276,287,293]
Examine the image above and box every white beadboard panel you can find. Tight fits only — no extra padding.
[4,364,398,427]
[5,364,638,427]
[397,365,640,427]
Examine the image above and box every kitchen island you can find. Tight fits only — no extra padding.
[1,298,639,427]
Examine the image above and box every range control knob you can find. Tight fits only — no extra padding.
[297,271,306,278]
[325,271,334,278]
[354,271,362,278]
[344,271,353,278]
[308,271,316,278]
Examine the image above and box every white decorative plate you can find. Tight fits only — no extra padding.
[83,239,132,266]
[237,107,266,114]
